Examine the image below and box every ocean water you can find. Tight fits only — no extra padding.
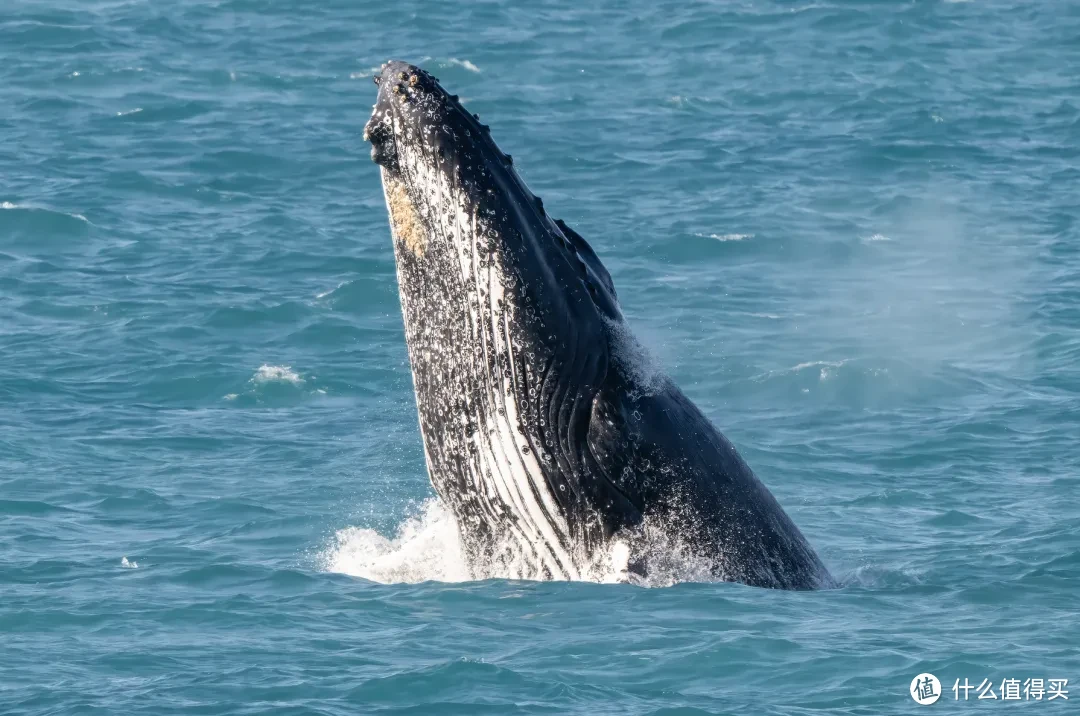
[2,0,1078,713]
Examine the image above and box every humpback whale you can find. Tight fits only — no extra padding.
[364,61,833,589]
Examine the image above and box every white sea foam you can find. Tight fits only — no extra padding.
[787,2,836,12]
[250,364,303,385]
[316,281,347,299]
[790,359,846,372]
[862,232,891,242]
[120,556,138,569]
[349,67,382,80]
[693,232,754,242]
[752,359,849,384]
[1,201,90,222]
[323,499,471,583]
[796,359,846,381]
[321,498,728,587]
[447,58,481,73]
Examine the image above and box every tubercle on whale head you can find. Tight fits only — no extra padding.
[364,61,514,192]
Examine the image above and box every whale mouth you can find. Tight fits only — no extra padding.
[361,65,407,173]
[363,60,501,181]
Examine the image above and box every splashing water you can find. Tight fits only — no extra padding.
[323,500,470,583]
[603,318,670,399]
[251,365,304,385]
[322,499,730,587]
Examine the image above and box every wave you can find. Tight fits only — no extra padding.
[413,56,483,74]
[446,58,481,73]
[1,201,90,224]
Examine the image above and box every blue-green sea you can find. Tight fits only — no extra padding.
[3,1,1078,713]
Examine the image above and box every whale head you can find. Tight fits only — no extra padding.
[365,61,632,579]
[364,60,619,318]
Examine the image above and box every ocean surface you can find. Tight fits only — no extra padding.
[3,0,1079,713]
